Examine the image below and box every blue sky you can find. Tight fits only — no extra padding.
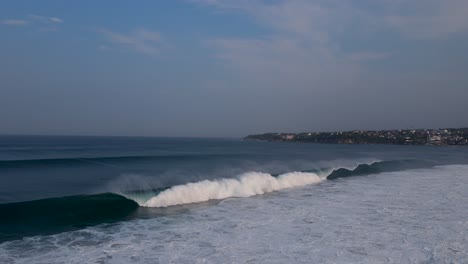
[1,0,468,137]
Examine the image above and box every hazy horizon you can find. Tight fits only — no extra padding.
[1,0,468,137]
[2,125,468,139]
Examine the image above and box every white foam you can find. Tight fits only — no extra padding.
[3,165,468,263]
[142,171,324,207]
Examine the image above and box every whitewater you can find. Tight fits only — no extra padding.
[2,136,468,263]
[1,164,467,263]
[141,171,326,207]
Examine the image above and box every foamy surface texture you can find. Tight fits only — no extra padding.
[1,165,467,263]
[143,171,325,207]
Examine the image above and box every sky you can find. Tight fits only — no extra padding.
[1,0,467,137]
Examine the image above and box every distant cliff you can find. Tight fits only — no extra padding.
[244,128,468,146]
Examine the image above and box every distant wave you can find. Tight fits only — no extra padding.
[326,159,432,180]
[0,154,236,168]
[0,159,433,242]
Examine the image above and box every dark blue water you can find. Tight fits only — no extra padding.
[1,135,468,243]
[1,135,468,263]
[0,136,462,203]
[1,135,467,204]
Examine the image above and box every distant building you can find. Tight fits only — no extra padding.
[428,135,442,144]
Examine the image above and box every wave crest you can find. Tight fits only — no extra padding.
[143,171,324,208]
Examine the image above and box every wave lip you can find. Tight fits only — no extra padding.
[143,171,324,208]
[140,159,434,208]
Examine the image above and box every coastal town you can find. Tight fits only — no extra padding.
[244,128,468,146]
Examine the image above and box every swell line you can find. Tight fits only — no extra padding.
[0,154,236,168]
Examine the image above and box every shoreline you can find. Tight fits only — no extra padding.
[244,128,468,146]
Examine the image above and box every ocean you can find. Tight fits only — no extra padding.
[0,135,467,263]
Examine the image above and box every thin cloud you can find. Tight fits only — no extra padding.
[49,17,63,23]
[193,0,468,86]
[196,0,362,85]
[98,28,164,55]
[196,0,468,39]
[1,15,63,31]
[28,14,63,24]
[1,19,29,26]
[387,1,468,39]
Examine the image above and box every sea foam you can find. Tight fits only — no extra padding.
[143,171,324,207]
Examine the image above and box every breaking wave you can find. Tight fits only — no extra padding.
[138,159,431,208]
[142,171,324,207]
[0,159,434,242]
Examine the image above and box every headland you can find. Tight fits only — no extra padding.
[244,128,468,146]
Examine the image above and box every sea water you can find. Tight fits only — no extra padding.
[0,136,467,263]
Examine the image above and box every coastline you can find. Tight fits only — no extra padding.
[244,128,468,146]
